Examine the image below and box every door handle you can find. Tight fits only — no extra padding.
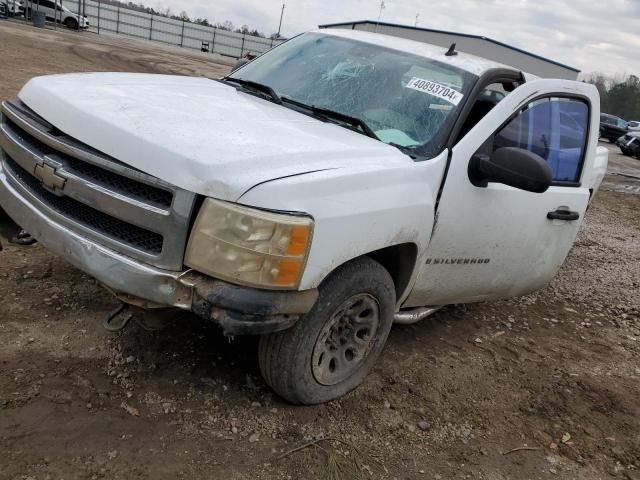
[547,207,580,221]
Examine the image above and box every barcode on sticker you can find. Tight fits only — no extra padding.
[405,77,464,106]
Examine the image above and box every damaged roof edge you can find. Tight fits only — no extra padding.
[319,20,581,74]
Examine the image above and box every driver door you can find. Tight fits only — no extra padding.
[406,78,599,307]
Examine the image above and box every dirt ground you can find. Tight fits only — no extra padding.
[0,21,639,480]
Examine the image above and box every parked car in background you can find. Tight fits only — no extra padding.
[617,131,640,158]
[25,0,88,28]
[600,113,629,142]
[0,0,8,19]
[8,0,25,16]
[231,52,258,73]
[627,120,640,132]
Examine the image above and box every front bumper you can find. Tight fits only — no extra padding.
[0,166,318,335]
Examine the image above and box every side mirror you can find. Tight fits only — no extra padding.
[468,147,552,193]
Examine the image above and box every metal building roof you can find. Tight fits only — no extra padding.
[319,20,580,73]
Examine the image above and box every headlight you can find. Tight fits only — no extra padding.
[185,198,313,289]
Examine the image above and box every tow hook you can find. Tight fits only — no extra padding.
[9,230,37,246]
[103,303,134,332]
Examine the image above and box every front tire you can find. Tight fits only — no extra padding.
[64,17,78,29]
[259,257,395,405]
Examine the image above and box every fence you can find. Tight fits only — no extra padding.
[53,0,284,58]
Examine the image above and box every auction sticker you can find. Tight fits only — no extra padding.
[405,77,464,106]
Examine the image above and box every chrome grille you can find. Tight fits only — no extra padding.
[62,154,174,208]
[4,156,164,254]
[0,100,197,270]
[3,116,174,208]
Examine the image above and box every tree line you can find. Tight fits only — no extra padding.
[98,0,280,38]
[583,74,640,121]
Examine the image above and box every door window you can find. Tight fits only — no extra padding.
[38,0,55,8]
[455,81,519,143]
[492,97,589,184]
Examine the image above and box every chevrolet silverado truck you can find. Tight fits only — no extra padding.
[0,29,608,404]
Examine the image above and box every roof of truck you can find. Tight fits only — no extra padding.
[320,20,580,73]
[316,28,516,77]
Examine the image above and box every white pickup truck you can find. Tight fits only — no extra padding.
[0,29,608,404]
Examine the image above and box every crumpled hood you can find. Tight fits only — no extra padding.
[18,73,406,200]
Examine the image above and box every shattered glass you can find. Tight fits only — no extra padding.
[230,32,477,157]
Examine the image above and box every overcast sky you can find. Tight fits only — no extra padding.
[150,0,639,77]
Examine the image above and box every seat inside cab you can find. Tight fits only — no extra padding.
[455,81,520,143]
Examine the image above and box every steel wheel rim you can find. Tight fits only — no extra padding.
[311,293,381,386]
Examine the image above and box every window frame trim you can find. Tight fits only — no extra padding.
[434,68,523,211]
[486,92,592,188]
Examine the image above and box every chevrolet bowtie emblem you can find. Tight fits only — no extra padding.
[34,162,67,194]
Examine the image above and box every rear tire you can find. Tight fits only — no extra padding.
[258,257,395,405]
[64,17,78,29]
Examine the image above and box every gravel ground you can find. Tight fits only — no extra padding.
[0,21,639,480]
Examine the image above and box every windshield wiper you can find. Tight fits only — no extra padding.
[281,97,378,140]
[222,77,282,105]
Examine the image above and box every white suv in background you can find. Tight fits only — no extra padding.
[7,0,25,16]
[26,0,88,29]
[627,121,640,132]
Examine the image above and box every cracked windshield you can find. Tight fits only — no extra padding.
[229,32,476,156]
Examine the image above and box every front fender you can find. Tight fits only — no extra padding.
[238,150,448,292]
